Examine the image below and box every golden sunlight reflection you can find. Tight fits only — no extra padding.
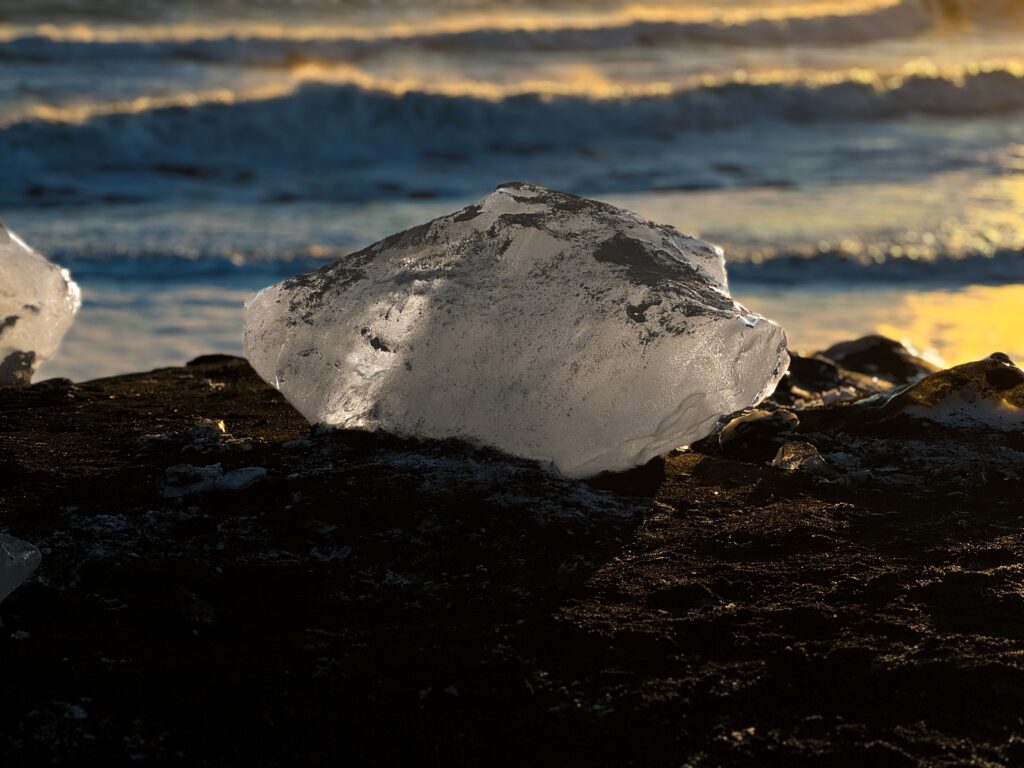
[0,0,911,44]
[5,86,296,128]
[875,285,1024,366]
[737,284,1024,367]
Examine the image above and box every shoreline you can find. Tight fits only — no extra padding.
[33,279,1024,384]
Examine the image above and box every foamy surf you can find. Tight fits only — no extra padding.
[4,0,1022,68]
[0,0,939,63]
[3,63,1024,207]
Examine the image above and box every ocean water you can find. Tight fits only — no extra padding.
[1,0,1023,380]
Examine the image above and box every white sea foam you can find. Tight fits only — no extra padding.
[4,64,1024,209]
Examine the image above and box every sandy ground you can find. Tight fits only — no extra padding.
[1,353,1023,767]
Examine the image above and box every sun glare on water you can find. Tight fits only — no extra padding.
[876,285,1024,366]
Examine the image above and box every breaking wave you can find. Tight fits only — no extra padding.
[728,247,1024,284]
[49,245,1024,287]
[5,0,1023,66]
[3,62,1024,205]
[0,0,950,64]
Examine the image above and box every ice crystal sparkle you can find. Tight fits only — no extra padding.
[245,184,788,477]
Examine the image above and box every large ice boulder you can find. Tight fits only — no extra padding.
[245,183,788,477]
[0,223,81,385]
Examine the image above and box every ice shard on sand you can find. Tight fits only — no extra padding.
[0,534,41,603]
[246,183,788,477]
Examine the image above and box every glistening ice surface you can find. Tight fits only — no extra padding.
[0,224,81,385]
[245,184,788,477]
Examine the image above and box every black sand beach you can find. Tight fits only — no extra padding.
[2,348,1024,766]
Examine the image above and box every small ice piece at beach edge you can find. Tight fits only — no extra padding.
[245,183,788,478]
[0,223,81,386]
[1,533,42,603]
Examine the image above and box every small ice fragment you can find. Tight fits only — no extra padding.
[163,464,223,497]
[0,533,42,603]
[0,223,80,386]
[190,420,227,440]
[136,433,176,449]
[216,467,267,491]
[719,408,799,458]
[820,386,860,404]
[163,464,266,496]
[771,441,838,478]
[245,183,788,478]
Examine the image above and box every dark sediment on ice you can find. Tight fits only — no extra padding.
[1,342,1023,767]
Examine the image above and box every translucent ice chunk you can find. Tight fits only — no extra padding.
[0,533,42,603]
[0,223,81,385]
[245,183,788,478]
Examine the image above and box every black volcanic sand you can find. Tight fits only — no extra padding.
[2,353,1024,767]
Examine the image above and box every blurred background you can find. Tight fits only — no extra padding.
[1,0,1022,380]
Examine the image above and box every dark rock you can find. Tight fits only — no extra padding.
[187,353,243,367]
[847,353,1024,431]
[0,351,35,387]
[769,350,886,406]
[821,334,940,385]
[719,408,800,459]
